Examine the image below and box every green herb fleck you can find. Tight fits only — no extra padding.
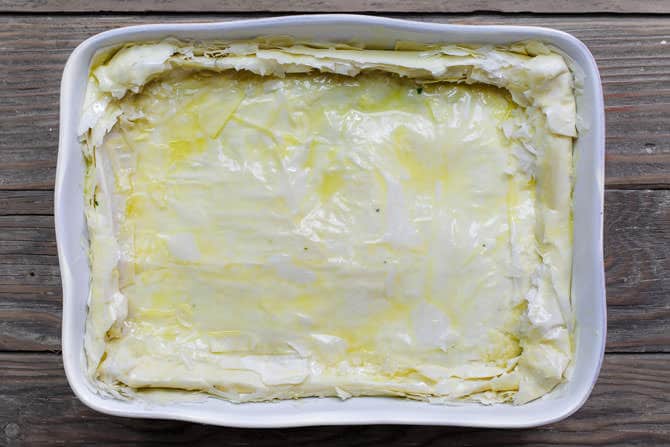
[417,87,423,95]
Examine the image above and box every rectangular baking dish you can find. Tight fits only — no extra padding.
[56,14,606,428]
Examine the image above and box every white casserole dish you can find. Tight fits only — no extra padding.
[56,14,606,428]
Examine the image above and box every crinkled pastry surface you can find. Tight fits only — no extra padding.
[81,39,575,405]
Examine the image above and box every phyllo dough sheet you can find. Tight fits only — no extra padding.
[81,40,576,404]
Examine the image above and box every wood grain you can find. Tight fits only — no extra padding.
[0,9,668,445]
[0,216,61,350]
[0,191,53,216]
[1,0,669,14]
[0,352,668,446]
[0,15,669,190]
[605,190,670,352]
[1,191,668,352]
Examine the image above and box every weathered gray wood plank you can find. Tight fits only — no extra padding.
[0,216,55,256]
[0,215,61,350]
[0,191,53,215]
[0,254,61,350]
[604,190,670,352]
[0,15,669,190]
[1,352,668,446]
[1,190,668,352]
[1,0,669,13]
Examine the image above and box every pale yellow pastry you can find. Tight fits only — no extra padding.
[80,39,575,404]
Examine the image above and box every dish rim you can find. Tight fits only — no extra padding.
[56,13,606,428]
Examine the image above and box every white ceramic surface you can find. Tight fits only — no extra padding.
[56,14,606,428]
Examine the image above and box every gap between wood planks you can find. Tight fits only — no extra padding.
[0,0,669,14]
[0,188,668,218]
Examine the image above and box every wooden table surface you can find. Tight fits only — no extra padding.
[1,1,669,445]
